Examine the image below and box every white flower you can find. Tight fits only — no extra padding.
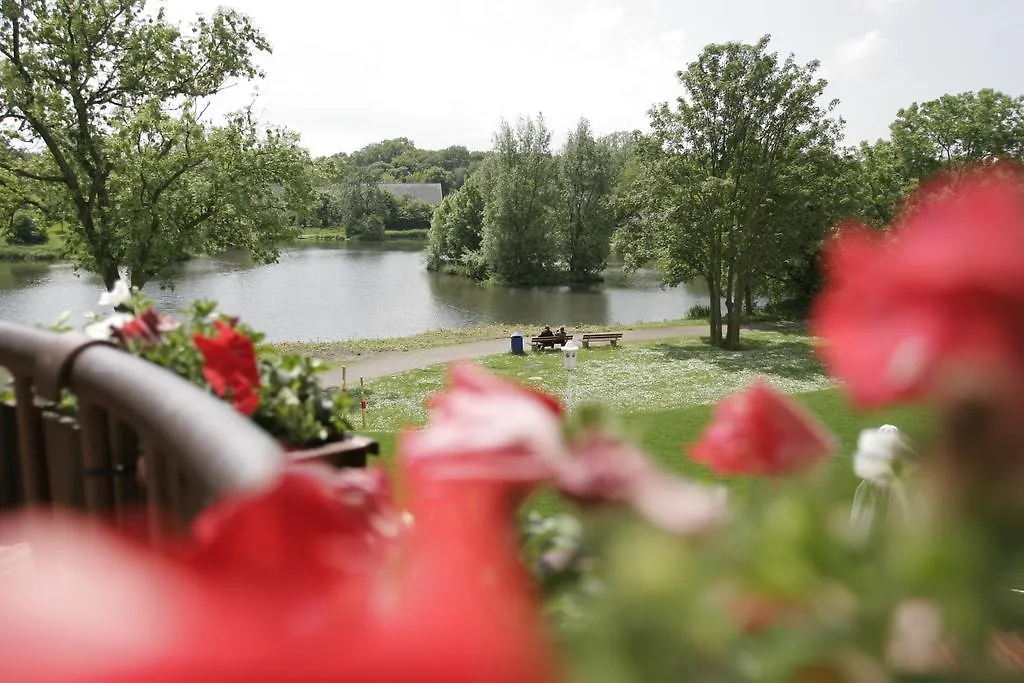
[97,279,131,309]
[83,313,133,340]
[853,424,906,484]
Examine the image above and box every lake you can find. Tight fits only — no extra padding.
[0,242,712,342]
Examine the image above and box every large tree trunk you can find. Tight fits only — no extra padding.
[744,284,755,315]
[101,264,120,292]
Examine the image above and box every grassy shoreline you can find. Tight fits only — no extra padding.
[272,318,711,363]
[0,244,63,261]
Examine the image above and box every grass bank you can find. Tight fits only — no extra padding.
[274,318,709,363]
[0,243,63,261]
[0,226,66,262]
[295,227,347,241]
[349,331,932,512]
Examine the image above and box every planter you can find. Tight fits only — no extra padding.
[287,434,380,469]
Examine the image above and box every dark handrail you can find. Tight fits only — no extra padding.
[0,321,284,498]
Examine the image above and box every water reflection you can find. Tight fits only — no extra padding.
[0,243,714,342]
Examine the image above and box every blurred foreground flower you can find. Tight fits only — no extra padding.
[0,362,730,682]
[687,381,837,476]
[812,164,1024,409]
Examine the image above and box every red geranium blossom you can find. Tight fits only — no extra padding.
[193,320,262,415]
[688,381,836,476]
[811,164,1024,408]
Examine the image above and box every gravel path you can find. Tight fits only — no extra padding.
[320,325,713,387]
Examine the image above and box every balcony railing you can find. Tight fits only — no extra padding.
[0,321,284,539]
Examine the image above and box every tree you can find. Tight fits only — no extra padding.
[0,0,310,289]
[338,182,396,241]
[622,36,840,348]
[891,89,1024,180]
[842,139,913,227]
[481,115,559,285]
[558,119,615,281]
[8,210,45,244]
[427,170,486,275]
[410,165,456,194]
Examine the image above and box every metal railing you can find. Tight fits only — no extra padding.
[0,321,285,538]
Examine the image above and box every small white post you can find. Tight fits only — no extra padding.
[562,341,579,413]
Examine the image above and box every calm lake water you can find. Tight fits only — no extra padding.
[0,242,711,342]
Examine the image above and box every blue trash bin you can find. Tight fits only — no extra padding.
[510,331,524,355]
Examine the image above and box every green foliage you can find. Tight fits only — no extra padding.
[0,0,313,290]
[558,119,616,282]
[427,171,487,274]
[389,194,433,231]
[891,89,1024,179]
[481,115,560,285]
[105,291,352,447]
[254,352,352,446]
[352,213,386,242]
[8,212,46,245]
[686,304,711,320]
[622,35,841,348]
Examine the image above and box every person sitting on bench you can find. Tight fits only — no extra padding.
[556,326,567,343]
[538,326,554,338]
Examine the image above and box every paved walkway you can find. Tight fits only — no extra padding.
[320,325,712,387]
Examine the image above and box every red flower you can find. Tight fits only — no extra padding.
[811,164,1024,408]
[193,320,261,416]
[688,382,836,476]
[0,464,561,683]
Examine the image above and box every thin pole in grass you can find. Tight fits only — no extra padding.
[360,376,366,429]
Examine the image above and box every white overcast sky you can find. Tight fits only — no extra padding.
[161,0,1023,157]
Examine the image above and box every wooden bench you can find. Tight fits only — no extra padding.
[581,332,623,348]
[530,335,573,350]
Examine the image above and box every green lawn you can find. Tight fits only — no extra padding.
[353,332,934,512]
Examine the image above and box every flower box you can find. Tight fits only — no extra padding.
[286,434,379,469]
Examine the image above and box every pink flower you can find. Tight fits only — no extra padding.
[401,363,568,489]
[811,164,1024,408]
[688,382,836,476]
[114,307,178,346]
[560,433,729,535]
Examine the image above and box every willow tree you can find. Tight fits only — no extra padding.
[0,0,313,289]
[622,35,841,348]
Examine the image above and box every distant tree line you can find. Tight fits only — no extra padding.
[294,139,489,240]
[425,34,1024,349]
[427,117,624,284]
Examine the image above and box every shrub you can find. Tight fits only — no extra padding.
[8,213,48,245]
[686,303,711,319]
